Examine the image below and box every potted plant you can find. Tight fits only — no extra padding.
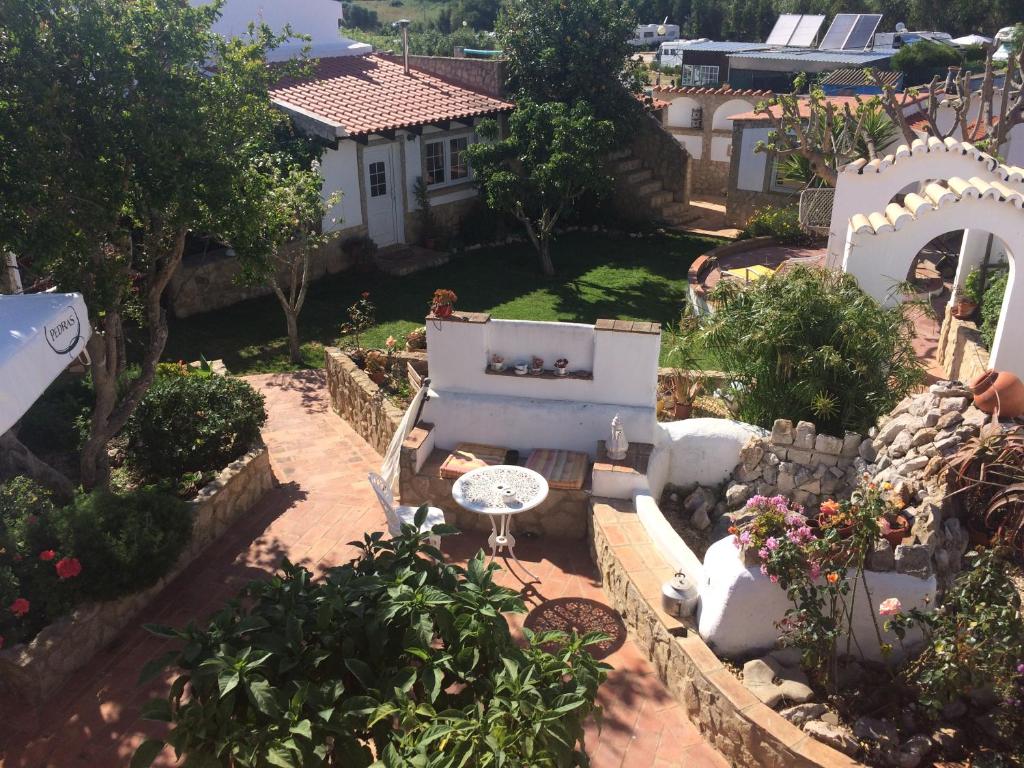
[530,356,544,375]
[365,350,387,385]
[490,354,505,372]
[554,358,569,376]
[666,302,709,420]
[405,326,427,351]
[671,369,704,419]
[951,288,978,320]
[877,510,911,548]
[817,499,857,539]
[431,288,457,319]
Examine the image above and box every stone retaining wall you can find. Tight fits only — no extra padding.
[687,236,776,313]
[936,306,989,385]
[589,498,858,768]
[0,444,274,705]
[324,347,404,456]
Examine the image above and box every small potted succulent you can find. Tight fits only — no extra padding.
[431,288,458,319]
[530,356,544,375]
[490,354,505,372]
[554,358,569,376]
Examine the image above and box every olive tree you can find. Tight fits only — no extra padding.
[0,0,299,488]
[466,100,614,276]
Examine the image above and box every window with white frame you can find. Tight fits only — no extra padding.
[679,64,720,87]
[424,134,474,187]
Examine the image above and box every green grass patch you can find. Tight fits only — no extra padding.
[164,231,721,374]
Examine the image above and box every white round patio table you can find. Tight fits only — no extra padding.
[451,465,549,580]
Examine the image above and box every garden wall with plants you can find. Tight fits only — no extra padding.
[0,446,274,703]
[324,346,404,456]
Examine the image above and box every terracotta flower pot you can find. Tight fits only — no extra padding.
[879,514,910,548]
[673,402,693,419]
[369,369,386,385]
[951,298,977,320]
[433,303,453,319]
[969,369,1024,418]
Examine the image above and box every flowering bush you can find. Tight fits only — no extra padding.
[340,291,376,349]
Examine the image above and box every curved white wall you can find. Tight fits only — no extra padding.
[711,99,755,131]
[666,97,700,128]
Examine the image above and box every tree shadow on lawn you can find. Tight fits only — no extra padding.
[165,231,716,373]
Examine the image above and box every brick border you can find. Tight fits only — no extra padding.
[0,444,275,705]
[589,498,861,768]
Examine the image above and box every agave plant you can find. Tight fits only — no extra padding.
[983,483,1024,559]
[943,427,1024,544]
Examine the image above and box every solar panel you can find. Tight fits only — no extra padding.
[819,13,858,50]
[789,14,825,47]
[844,13,882,50]
[766,14,802,46]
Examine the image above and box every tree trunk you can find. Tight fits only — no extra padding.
[285,309,301,364]
[0,431,75,502]
[537,237,555,277]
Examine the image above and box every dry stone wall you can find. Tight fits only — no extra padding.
[324,347,404,456]
[0,444,274,704]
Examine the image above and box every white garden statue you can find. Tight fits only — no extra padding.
[607,413,629,460]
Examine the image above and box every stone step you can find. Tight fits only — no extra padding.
[611,157,642,174]
[607,148,632,161]
[625,168,654,185]
[660,201,690,219]
[634,179,664,197]
[647,189,673,208]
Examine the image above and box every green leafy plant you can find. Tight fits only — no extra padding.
[62,488,192,601]
[340,291,376,350]
[698,265,923,434]
[741,205,810,246]
[413,176,435,247]
[132,512,609,767]
[980,270,1009,349]
[125,374,267,478]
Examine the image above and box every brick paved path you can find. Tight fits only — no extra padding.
[0,370,726,768]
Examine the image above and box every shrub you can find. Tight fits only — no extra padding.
[125,373,266,477]
[980,269,1008,349]
[699,265,923,433]
[63,488,193,601]
[741,205,811,246]
[892,40,962,85]
[133,514,608,768]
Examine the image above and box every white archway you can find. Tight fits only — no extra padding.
[841,180,1024,378]
[827,138,1024,270]
[711,98,755,130]
[666,97,700,129]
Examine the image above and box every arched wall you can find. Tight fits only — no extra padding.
[826,140,1024,269]
[842,195,1024,378]
[666,97,700,128]
[711,99,755,130]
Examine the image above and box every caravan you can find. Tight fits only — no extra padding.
[630,21,680,47]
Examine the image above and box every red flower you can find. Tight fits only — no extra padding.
[39,550,56,562]
[55,557,82,580]
[0,635,4,650]
[361,291,370,299]
[9,598,29,617]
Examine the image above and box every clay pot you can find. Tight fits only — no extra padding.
[969,369,1024,418]
[879,513,910,548]
[368,369,386,385]
[432,303,453,319]
[951,298,977,320]
[673,402,693,419]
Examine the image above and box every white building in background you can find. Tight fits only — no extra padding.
[630,22,681,47]
[191,0,371,60]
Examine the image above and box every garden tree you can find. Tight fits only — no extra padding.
[0,0,300,489]
[756,78,901,188]
[132,518,608,768]
[231,161,341,364]
[497,0,645,130]
[891,39,963,85]
[453,0,500,30]
[466,101,615,276]
[695,266,923,434]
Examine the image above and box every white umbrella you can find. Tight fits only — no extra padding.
[0,292,92,436]
[952,34,993,46]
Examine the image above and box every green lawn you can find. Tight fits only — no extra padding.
[164,230,721,374]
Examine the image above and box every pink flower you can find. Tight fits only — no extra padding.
[765,536,779,551]
[760,564,769,576]
[879,598,902,616]
[55,557,82,580]
[738,530,751,546]
[769,574,779,583]
[385,335,396,349]
[758,547,769,560]
[808,561,821,580]
[9,598,29,617]
[39,550,56,562]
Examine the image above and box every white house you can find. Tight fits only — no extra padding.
[192,0,371,60]
[269,54,513,248]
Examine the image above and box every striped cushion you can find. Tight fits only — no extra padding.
[439,443,509,479]
[525,449,589,490]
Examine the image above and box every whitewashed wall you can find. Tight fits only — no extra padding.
[674,134,703,159]
[736,126,771,192]
[320,141,362,232]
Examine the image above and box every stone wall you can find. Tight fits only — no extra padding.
[936,306,990,385]
[167,231,364,319]
[0,444,274,705]
[687,235,776,313]
[589,499,858,768]
[400,54,507,99]
[630,111,691,206]
[324,346,404,456]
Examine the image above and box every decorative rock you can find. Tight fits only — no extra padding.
[868,538,895,571]
[910,428,937,448]
[733,463,763,483]
[962,406,989,429]
[684,486,717,516]
[939,396,967,413]
[895,543,933,578]
[897,733,937,768]
[821,711,840,725]
[742,658,814,707]
[739,438,765,470]
[788,448,813,465]
[725,482,753,508]
[889,429,913,458]
[780,703,827,726]
[930,382,970,398]
[793,421,816,450]
[691,504,711,531]
[896,455,929,475]
[777,463,796,493]
[936,410,963,431]
[814,434,844,456]
[841,432,862,457]
[803,721,859,755]
[859,439,878,462]
[853,716,899,752]
[762,463,778,485]
[771,418,794,445]
[922,409,941,428]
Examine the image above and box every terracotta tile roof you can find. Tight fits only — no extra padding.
[270,54,513,137]
[653,85,772,97]
[965,114,1001,141]
[729,91,928,122]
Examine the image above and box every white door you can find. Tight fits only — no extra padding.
[364,144,401,247]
